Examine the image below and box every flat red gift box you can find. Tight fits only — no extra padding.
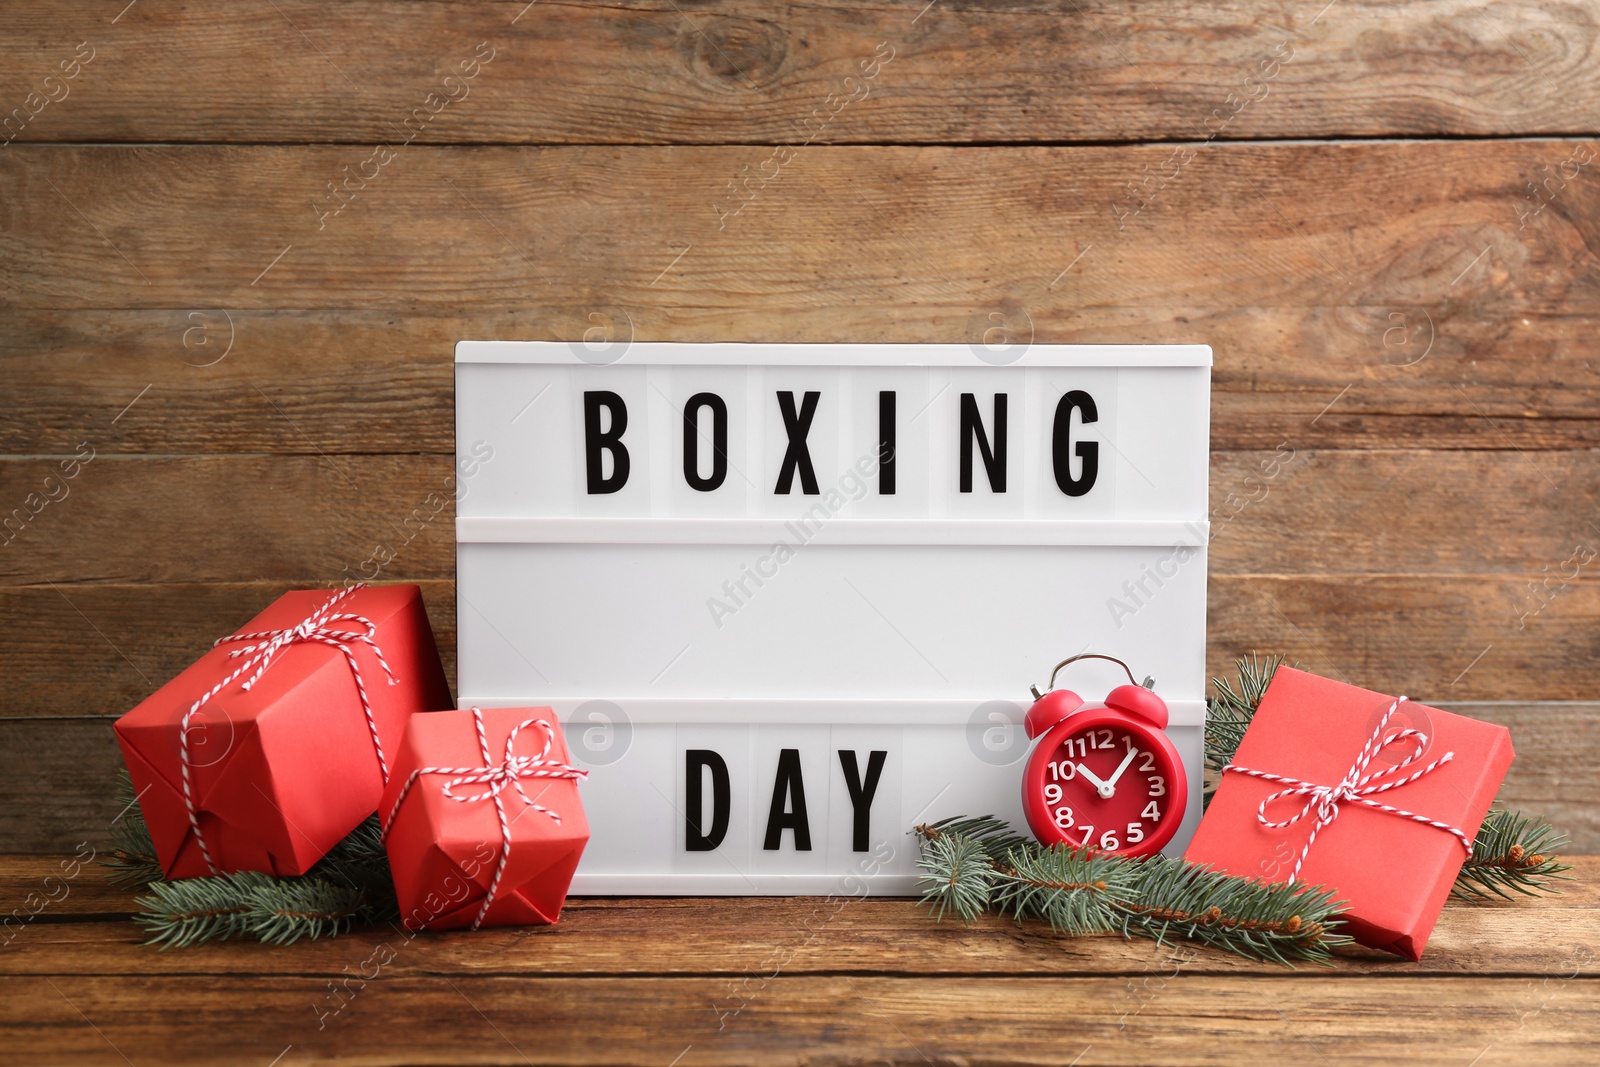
[115,584,453,879]
[1185,667,1514,960]
[380,706,589,931]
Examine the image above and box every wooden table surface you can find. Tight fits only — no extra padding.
[4,1,1599,1062]
[2,854,1595,1065]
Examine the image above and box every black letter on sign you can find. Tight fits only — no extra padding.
[685,750,730,852]
[774,391,821,495]
[682,392,729,492]
[763,748,812,850]
[583,391,630,494]
[878,390,896,495]
[1052,390,1099,497]
[959,393,1008,493]
[838,750,888,852]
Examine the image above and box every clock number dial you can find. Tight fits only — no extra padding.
[1047,760,1078,781]
[1037,726,1176,855]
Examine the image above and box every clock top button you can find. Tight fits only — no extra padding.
[1105,683,1168,729]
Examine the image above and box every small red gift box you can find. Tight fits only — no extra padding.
[115,584,453,879]
[1185,667,1514,960]
[380,706,589,931]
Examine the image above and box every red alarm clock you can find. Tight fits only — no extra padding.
[1021,654,1187,857]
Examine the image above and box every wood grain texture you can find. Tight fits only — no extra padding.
[4,973,1595,1066]
[3,1,1599,145]
[2,857,1596,976]
[6,307,1600,455]
[0,582,457,723]
[1,700,1593,852]
[5,143,1599,315]
[6,857,1594,1062]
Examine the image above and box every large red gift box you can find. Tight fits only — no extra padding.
[380,706,588,931]
[115,584,453,879]
[1185,667,1513,960]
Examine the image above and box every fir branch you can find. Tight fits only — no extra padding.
[914,816,1033,866]
[914,827,998,923]
[991,844,1135,937]
[107,767,399,947]
[1204,653,1288,793]
[135,870,372,948]
[309,814,398,920]
[102,769,163,890]
[914,815,1348,965]
[1452,809,1572,901]
[1118,855,1349,966]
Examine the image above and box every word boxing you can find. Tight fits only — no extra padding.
[581,389,1101,497]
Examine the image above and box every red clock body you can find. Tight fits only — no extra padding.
[1021,691,1187,857]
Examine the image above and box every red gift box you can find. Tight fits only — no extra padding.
[380,706,588,931]
[115,583,453,879]
[1185,667,1513,960]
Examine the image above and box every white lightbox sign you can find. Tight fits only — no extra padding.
[456,342,1211,894]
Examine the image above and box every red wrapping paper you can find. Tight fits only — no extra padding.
[381,706,588,931]
[115,584,452,879]
[1185,667,1514,960]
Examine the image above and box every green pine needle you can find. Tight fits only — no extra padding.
[1120,855,1350,966]
[992,844,1136,937]
[135,870,370,948]
[105,767,399,947]
[914,817,1349,966]
[914,827,998,923]
[102,770,164,890]
[915,816,1033,866]
[1453,809,1572,901]
[1204,652,1288,792]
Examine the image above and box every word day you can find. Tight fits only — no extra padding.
[686,748,888,854]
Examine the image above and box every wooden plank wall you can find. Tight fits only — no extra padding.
[1,0,1597,849]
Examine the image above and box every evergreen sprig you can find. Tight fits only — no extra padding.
[134,870,371,948]
[131,818,397,948]
[992,843,1137,937]
[1203,652,1288,795]
[103,770,164,889]
[1120,855,1347,965]
[1453,808,1572,900]
[102,769,399,948]
[913,817,1351,965]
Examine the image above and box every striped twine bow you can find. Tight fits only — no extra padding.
[380,707,587,930]
[1222,696,1473,884]
[177,583,399,875]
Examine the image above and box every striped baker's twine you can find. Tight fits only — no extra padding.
[1222,697,1473,884]
[380,707,587,930]
[177,583,399,875]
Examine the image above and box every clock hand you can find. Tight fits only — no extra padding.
[1075,763,1114,799]
[1104,749,1138,792]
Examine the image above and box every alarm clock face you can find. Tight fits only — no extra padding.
[1022,709,1186,856]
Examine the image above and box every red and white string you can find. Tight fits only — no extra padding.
[1222,696,1473,884]
[380,707,587,930]
[177,583,399,875]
